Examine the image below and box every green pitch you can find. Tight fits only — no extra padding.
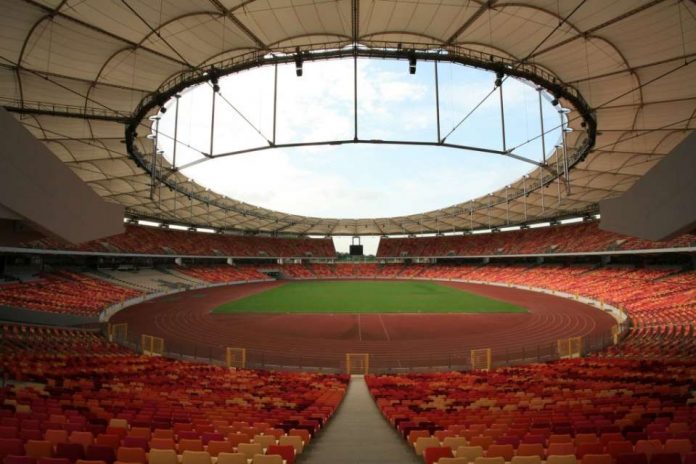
[212,281,526,314]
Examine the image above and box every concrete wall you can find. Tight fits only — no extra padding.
[0,108,124,244]
[600,132,696,241]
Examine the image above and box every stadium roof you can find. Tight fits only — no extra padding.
[2,0,695,236]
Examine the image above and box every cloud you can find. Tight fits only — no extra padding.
[158,58,559,229]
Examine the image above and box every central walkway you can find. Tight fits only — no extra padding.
[298,375,421,464]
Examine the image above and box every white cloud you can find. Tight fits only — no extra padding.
[157,58,560,222]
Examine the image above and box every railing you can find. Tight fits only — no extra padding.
[110,320,627,375]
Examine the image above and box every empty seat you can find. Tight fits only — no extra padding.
[649,453,682,464]
[424,447,454,464]
[214,453,247,464]
[578,444,606,459]
[474,457,505,464]
[439,459,472,464]
[635,440,663,457]
[252,435,275,449]
[663,439,692,457]
[265,445,295,464]
[84,445,115,464]
[546,456,577,464]
[148,439,175,451]
[582,454,613,464]
[487,444,514,461]
[470,437,494,450]
[146,449,177,464]
[444,437,469,450]
[115,447,146,464]
[511,456,542,464]
[69,433,94,449]
[548,444,576,456]
[206,441,234,457]
[94,436,120,450]
[250,455,281,464]
[55,443,86,462]
[236,443,263,460]
[45,431,69,447]
[1,439,25,460]
[606,442,635,459]
[615,453,649,464]
[180,451,211,464]
[277,435,303,454]
[456,445,484,462]
[517,443,545,458]
[178,440,204,453]
[25,441,54,459]
[107,421,127,430]
[415,437,441,456]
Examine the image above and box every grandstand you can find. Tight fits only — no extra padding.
[1,1,695,463]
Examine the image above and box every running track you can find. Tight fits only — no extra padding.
[111,279,616,371]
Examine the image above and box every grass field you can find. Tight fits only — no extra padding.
[212,281,527,314]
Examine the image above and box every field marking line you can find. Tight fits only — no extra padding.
[357,313,362,341]
[378,314,391,341]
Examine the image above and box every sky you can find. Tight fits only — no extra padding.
[156,58,562,254]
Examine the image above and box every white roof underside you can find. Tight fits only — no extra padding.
[1,0,694,236]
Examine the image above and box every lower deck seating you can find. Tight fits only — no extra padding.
[367,357,696,464]
[0,324,347,464]
[170,266,271,283]
[0,271,142,317]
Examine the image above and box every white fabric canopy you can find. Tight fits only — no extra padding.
[1,0,694,235]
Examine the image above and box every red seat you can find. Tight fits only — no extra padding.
[0,439,24,460]
[424,446,453,464]
[55,443,86,462]
[266,445,295,464]
[650,454,682,464]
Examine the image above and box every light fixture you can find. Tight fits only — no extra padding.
[295,47,303,77]
[495,71,504,87]
[408,52,416,75]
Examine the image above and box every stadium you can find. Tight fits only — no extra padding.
[0,1,695,464]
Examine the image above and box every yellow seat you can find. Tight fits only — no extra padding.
[251,455,282,464]
[474,457,505,464]
[181,451,212,464]
[237,443,263,459]
[443,437,468,450]
[109,419,128,429]
[415,436,441,456]
[214,453,247,464]
[147,449,178,464]
[511,456,542,464]
[456,445,484,462]
[252,435,276,449]
[440,459,471,464]
[547,455,578,464]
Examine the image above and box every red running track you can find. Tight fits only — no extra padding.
[111,280,617,371]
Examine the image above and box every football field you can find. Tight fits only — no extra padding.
[212,280,526,314]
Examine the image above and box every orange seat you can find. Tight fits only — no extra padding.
[178,439,204,452]
[582,455,612,464]
[149,438,176,451]
[548,443,576,456]
[470,436,494,450]
[517,443,545,458]
[487,444,514,461]
[206,441,234,457]
[116,447,146,464]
